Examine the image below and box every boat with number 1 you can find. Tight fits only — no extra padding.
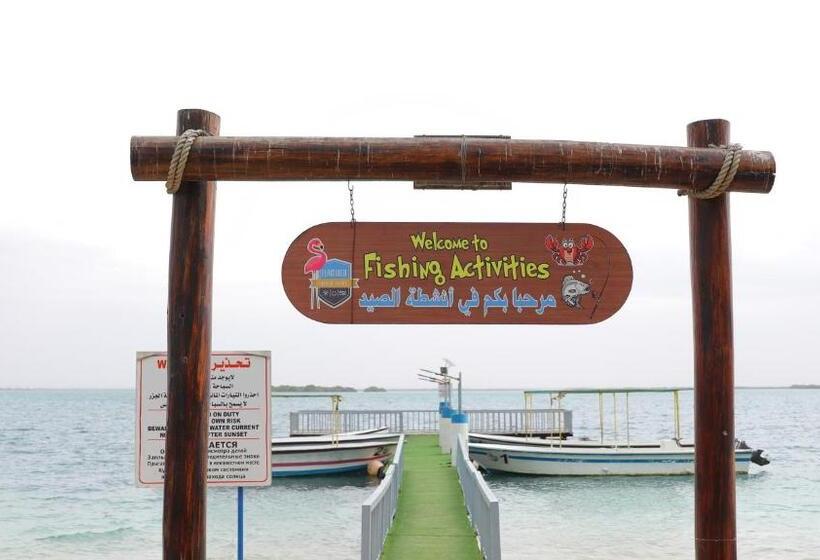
[469,387,769,476]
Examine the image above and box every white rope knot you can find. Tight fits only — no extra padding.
[165,129,209,194]
[679,143,743,199]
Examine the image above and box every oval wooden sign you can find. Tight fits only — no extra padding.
[282,223,632,324]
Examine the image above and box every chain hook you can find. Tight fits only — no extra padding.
[347,180,356,225]
[560,183,568,230]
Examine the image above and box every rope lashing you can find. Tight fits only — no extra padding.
[678,143,743,199]
[165,129,209,194]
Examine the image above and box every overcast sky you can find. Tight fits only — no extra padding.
[1,2,817,389]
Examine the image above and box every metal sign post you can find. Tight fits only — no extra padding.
[135,348,270,560]
[237,486,244,560]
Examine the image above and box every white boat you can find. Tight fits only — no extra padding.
[271,439,399,477]
[271,393,400,476]
[469,387,769,476]
[469,439,759,476]
[271,430,400,477]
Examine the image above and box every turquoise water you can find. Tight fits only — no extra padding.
[0,389,817,559]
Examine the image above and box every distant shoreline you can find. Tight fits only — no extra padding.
[270,384,387,393]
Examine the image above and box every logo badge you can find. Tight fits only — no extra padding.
[314,258,356,308]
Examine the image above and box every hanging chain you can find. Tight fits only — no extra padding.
[560,183,568,229]
[347,180,356,224]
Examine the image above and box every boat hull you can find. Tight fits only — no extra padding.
[271,440,397,477]
[470,432,664,449]
[469,442,753,476]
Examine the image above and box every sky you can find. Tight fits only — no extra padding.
[1,2,817,389]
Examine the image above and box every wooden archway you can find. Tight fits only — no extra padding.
[130,110,775,560]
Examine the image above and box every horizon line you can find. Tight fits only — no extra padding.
[1,385,815,391]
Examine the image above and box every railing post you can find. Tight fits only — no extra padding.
[361,503,371,560]
[489,499,501,560]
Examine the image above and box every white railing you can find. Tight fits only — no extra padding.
[455,435,501,560]
[290,409,571,436]
[291,410,437,435]
[361,434,406,560]
[469,408,572,436]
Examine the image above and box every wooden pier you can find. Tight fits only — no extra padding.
[381,436,482,560]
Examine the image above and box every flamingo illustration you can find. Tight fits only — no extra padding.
[304,237,327,309]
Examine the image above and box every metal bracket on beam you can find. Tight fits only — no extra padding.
[413,135,512,190]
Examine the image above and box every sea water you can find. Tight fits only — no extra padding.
[0,389,817,559]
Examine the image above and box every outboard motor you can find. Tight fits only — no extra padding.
[737,439,770,466]
[751,449,770,466]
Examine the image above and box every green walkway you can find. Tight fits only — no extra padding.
[381,435,482,560]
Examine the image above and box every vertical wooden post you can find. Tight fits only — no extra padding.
[164,108,220,559]
[687,119,736,560]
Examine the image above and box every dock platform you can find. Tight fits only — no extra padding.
[381,435,482,560]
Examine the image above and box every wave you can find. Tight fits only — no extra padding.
[36,526,134,543]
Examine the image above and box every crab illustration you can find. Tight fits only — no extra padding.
[545,234,594,266]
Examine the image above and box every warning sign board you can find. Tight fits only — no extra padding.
[135,351,271,488]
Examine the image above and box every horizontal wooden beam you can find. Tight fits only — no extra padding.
[130,134,775,193]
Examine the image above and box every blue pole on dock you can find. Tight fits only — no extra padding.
[237,486,244,560]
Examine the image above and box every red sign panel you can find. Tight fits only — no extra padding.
[282,223,632,324]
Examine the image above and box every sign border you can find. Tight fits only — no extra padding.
[135,351,272,488]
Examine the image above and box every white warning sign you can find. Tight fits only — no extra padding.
[135,351,271,488]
